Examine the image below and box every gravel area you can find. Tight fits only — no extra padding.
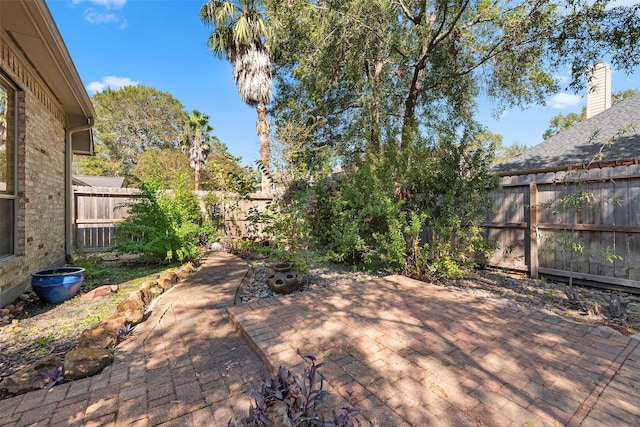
[237,260,386,302]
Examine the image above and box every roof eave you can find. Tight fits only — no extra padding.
[0,0,95,154]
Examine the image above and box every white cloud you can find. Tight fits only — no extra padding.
[87,76,139,94]
[84,10,128,28]
[72,0,127,9]
[84,10,118,24]
[548,93,583,109]
[71,0,127,27]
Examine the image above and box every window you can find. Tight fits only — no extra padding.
[0,74,16,259]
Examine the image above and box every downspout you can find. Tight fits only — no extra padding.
[65,117,94,258]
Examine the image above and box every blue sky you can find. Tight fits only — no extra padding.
[46,0,640,166]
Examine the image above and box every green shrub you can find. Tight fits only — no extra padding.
[244,189,313,273]
[304,134,498,278]
[115,176,202,263]
[197,192,224,244]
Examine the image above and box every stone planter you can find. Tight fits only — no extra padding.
[267,271,300,294]
[31,267,85,304]
[273,263,292,273]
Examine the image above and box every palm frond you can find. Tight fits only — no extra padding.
[219,1,237,24]
[206,28,233,59]
[235,15,251,46]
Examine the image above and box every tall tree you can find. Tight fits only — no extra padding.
[543,89,639,139]
[260,0,640,276]
[200,0,274,194]
[265,0,640,159]
[75,85,185,176]
[130,149,194,189]
[179,110,214,191]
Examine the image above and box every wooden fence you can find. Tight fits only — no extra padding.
[72,186,274,252]
[212,191,273,237]
[75,168,640,290]
[483,164,640,290]
[73,186,138,252]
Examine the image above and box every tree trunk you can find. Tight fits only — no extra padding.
[402,60,426,151]
[367,60,385,152]
[194,170,201,192]
[256,102,271,194]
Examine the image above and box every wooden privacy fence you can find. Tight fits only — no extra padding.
[72,186,274,252]
[73,186,138,252]
[483,164,640,290]
[211,191,273,237]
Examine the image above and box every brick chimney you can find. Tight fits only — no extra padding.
[586,60,611,119]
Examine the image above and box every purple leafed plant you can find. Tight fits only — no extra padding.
[114,323,134,342]
[40,366,65,389]
[226,355,365,427]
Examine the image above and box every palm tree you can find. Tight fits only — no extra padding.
[200,0,273,194]
[179,110,213,191]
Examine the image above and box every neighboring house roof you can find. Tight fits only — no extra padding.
[493,94,640,175]
[0,0,95,154]
[73,176,125,188]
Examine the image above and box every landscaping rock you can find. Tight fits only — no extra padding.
[114,300,145,325]
[178,262,196,279]
[163,272,179,284]
[127,288,153,309]
[0,354,62,395]
[176,268,190,279]
[100,313,131,332]
[78,326,117,349]
[210,241,223,251]
[80,284,119,301]
[141,280,158,290]
[64,347,113,380]
[148,284,164,296]
[158,277,174,291]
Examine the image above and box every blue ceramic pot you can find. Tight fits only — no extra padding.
[31,267,85,304]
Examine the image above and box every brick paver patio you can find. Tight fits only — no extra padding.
[229,275,640,426]
[2,254,639,426]
[0,253,265,427]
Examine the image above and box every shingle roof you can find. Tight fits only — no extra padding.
[493,93,640,174]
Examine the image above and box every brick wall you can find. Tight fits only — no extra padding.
[0,35,68,306]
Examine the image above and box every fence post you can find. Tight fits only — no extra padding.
[529,182,539,279]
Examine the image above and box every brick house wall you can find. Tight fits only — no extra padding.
[0,35,69,306]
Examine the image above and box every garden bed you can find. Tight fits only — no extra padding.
[0,256,175,393]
